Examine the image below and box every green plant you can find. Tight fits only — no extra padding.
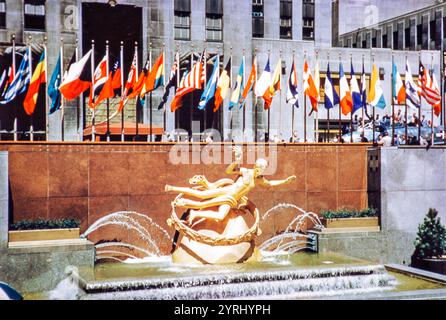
[321,208,378,220]
[10,219,80,231]
[413,208,446,260]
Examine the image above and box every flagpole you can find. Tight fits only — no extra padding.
[149,41,153,142]
[291,49,296,139]
[105,40,111,142]
[315,50,319,143]
[91,40,96,142]
[304,51,308,143]
[162,42,167,136]
[229,46,233,135]
[405,54,408,143]
[135,41,140,141]
[418,52,421,144]
[60,38,65,142]
[391,53,395,146]
[279,49,283,141]
[242,48,246,133]
[27,36,34,142]
[361,54,365,132]
[176,43,180,134]
[371,53,376,145]
[254,47,258,143]
[203,39,207,135]
[76,38,81,141]
[327,51,330,142]
[12,34,17,141]
[338,52,342,141]
[120,41,125,142]
[431,53,435,144]
[267,49,271,142]
[350,54,354,143]
[43,36,49,140]
[190,44,194,141]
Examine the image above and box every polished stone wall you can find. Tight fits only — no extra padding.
[0,151,8,249]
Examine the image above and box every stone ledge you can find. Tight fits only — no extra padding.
[312,227,381,234]
[8,239,95,254]
[386,264,446,284]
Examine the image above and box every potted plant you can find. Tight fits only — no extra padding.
[411,208,446,275]
[8,219,81,242]
[320,208,379,229]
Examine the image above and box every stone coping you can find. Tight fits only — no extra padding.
[385,264,446,284]
[309,227,381,234]
[8,239,94,254]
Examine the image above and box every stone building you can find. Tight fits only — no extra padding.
[0,0,442,142]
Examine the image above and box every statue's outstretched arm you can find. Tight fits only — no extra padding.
[226,146,243,175]
[260,175,297,188]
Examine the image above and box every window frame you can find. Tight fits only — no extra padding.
[24,0,46,31]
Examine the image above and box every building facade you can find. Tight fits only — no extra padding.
[0,0,442,142]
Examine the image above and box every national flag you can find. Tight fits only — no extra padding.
[419,62,441,111]
[118,51,138,112]
[286,60,299,108]
[263,58,281,110]
[199,56,219,110]
[48,54,62,114]
[361,62,367,109]
[110,60,122,91]
[368,63,386,109]
[255,58,271,98]
[350,64,362,114]
[392,62,406,105]
[141,53,165,97]
[339,63,353,115]
[214,58,231,112]
[324,63,339,110]
[229,58,244,110]
[431,73,442,117]
[158,52,179,110]
[405,60,420,109]
[302,60,319,112]
[93,60,121,108]
[127,59,150,100]
[314,59,320,106]
[0,49,31,105]
[59,49,92,101]
[92,55,108,98]
[170,54,204,112]
[24,50,46,115]
[239,57,257,108]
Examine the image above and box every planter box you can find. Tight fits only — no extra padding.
[322,217,379,229]
[8,228,80,242]
[411,258,446,276]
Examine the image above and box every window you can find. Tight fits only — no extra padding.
[24,0,45,31]
[302,0,314,40]
[366,32,371,48]
[397,22,403,50]
[409,19,416,50]
[421,15,428,49]
[206,0,223,42]
[417,23,422,47]
[174,0,191,40]
[252,0,264,38]
[386,25,392,48]
[0,0,5,29]
[382,34,388,48]
[280,0,292,39]
[347,38,352,47]
[434,11,442,50]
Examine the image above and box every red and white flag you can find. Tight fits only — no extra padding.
[60,50,92,101]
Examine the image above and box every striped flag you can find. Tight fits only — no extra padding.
[263,58,281,110]
[339,62,353,115]
[350,64,362,114]
[324,63,339,110]
[419,62,441,115]
[214,58,231,112]
[303,60,319,112]
[405,60,420,109]
[0,49,31,105]
[24,50,46,115]
[368,63,386,109]
[361,62,367,109]
[239,57,256,108]
[158,52,179,110]
[286,60,299,108]
[229,58,244,110]
[198,56,219,110]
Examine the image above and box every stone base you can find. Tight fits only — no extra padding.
[0,239,95,294]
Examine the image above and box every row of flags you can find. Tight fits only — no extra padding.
[0,46,442,120]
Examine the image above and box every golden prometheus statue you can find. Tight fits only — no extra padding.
[165,146,296,264]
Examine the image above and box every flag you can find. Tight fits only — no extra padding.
[48,54,62,114]
[303,60,319,112]
[324,63,339,110]
[339,63,353,115]
[229,58,244,110]
[127,59,150,100]
[93,60,121,107]
[286,60,299,108]
[59,49,92,101]
[314,59,320,106]
[255,58,271,98]
[361,62,367,109]
[141,53,165,97]
[118,51,138,112]
[170,54,204,112]
[368,63,386,109]
[350,64,362,114]
[158,52,179,110]
[431,73,442,117]
[110,60,122,91]
[405,60,420,109]
[239,57,257,108]
[0,49,31,105]
[198,56,219,110]
[392,62,406,105]
[419,62,441,111]
[214,58,231,112]
[92,55,108,98]
[263,58,281,110]
[24,50,46,115]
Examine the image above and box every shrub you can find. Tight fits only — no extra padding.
[413,208,446,260]
[321,208,378,220]
[10,219,80,231]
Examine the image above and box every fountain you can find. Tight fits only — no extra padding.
[59,147,400,300]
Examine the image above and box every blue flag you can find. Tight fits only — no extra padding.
[48,55,62,114]
[0,49,31,105]
[324,64,339,109]
[198,56,219,110]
